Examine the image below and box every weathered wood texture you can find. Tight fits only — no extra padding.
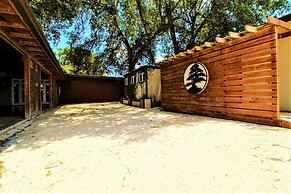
[24,56,31,118]
[29,61,41,115]
[161,26,279,126]
[0,0,64,79]
[52,78,59,107]
[24,58,41,117]
[60,76,124,104]
[24,57,59,118]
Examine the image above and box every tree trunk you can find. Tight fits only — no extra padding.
[165,4,180,54]
[128,61,135,72]
[128,49,135,72]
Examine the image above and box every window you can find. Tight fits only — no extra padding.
[12,79,24,105]
[41,80,50,104]
[125,78,128,86]
[131,76,135,84]
[138,72,145,82]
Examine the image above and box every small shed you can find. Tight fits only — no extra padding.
[122,65,161,108]
[157,16,291,128]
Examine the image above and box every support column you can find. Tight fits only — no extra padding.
[49,75,53,108]
[24,56,31,118]
[36,64,41,112]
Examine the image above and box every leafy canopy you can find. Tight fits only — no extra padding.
[56,47,108,76]
[29,0,290,74]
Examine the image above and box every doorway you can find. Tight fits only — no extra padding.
[41,71,50,111]
[0,38,25,130]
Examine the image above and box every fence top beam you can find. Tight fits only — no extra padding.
[267,16,291,31]
[156,16,288,66]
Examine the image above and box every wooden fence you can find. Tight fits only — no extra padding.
[160,25,279,126]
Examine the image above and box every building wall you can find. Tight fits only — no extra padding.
[161,25,279,126]
[52,78,59,107]
[124,67,161,106]
[135,80,147,99]
[0,38,61,118]
[29,61,41,116]
[278,36,291,112]
[24,57,60,118]
[60,76,123,103]
[124,69,147,100]
[147,68,161,105]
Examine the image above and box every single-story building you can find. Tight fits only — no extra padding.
[0,0,65,130]
[60,74,123,104]
[122,65,161,108]
[0,0,126,134]
[157,16,291,128]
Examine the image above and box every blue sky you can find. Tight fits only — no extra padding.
[50,10,291,52]
[50,4,291,65]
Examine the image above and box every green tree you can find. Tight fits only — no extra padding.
[29,0,290,73]
[30,0,168,73]
[56,47,108,76]
[157,0,290,54]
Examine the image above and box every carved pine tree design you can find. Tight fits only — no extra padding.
[185,63,207,94]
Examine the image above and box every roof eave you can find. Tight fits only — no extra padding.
[10,0,66,80]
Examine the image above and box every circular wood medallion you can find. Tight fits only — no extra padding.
[184,62,209,94]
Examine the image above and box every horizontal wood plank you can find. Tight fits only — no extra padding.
[161,25,279,124]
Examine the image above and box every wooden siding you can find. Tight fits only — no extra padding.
[29,61,41,115]
[60,76,123,104]
[0,0,64,79]
[161,25,279,126]
[0,0,64,119]
[52,78,59,107]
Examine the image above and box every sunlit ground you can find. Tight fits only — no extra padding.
[0,102,291,193]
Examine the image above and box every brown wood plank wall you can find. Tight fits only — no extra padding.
[29,61,41,115]
[52,78,59,107]
[60,76,124,104]
[24,56,59,118]
[161,25,279,126]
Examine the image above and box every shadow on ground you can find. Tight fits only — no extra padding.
[1,102,215,152]
[1,102,286,153]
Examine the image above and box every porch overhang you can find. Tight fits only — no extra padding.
[0,0,65,80]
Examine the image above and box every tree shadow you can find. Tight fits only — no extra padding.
[1,102,285,153]
[0,102,219,152]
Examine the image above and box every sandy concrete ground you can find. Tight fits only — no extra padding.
[0,102,291,193]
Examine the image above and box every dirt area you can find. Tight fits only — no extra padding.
[0,116,24,131]
[0,102,291,193]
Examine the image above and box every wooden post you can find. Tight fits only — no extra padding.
[24,56,31,118]
[39,68,43,112]
[274,26,280,119]
[267,16,291,30]
[49,75,53,108]
[36,64,41,112]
